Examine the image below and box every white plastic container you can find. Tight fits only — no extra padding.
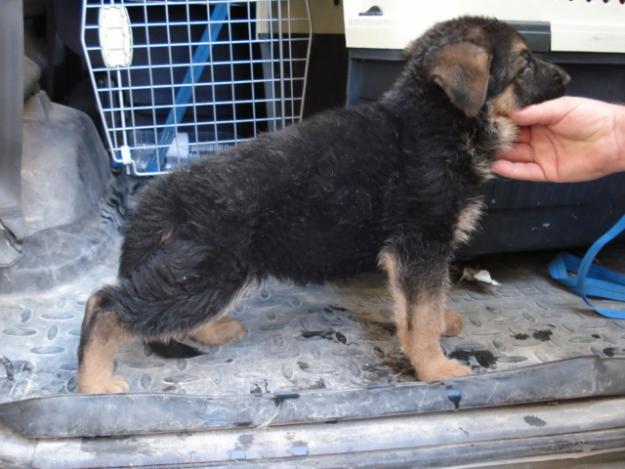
[344,0,625,53]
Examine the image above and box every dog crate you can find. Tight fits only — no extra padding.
[82,0,312,176]
[344,0,625,256]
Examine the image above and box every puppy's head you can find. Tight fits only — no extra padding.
[405,16,570,119]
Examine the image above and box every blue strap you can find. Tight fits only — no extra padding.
[548,214,625,319]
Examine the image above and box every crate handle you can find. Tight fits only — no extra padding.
[358,5,383,17]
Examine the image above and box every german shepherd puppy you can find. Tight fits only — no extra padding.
[78,16,569,393]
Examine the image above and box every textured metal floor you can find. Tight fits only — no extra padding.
[2,239,625,404]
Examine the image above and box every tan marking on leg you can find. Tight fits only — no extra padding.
[442,307,464,337]
[187,279,254,345]
[407,294,471,382]
[77,294,130,394]
[190,317,246,346]
[379,250,409,343]
[379,251,470,382]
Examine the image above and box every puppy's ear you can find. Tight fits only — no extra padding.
[427,42,492,117]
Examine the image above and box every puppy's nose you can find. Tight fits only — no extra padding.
[553,68,571,87]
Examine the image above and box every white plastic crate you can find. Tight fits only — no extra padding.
[344,0,625,53]
[82,0,312,176]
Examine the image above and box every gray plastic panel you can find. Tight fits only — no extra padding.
[0,92,121,294]
[0,0,27,240]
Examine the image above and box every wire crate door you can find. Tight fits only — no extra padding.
[82,0,312,175]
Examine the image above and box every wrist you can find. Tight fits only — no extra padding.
[615,104,625,173]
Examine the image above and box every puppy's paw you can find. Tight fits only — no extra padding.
[442,308,464,337]
[191,317,246,346]
[78,375,129,394]
[110,376,130,393]
[417,358,471,383]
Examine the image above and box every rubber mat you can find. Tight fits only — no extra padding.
[2,239,625,407]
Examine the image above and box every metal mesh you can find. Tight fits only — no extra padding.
[82,0,312,176]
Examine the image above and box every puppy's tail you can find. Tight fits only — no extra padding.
[145,339,204,358]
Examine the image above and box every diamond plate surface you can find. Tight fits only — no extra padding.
[2,240,625,403]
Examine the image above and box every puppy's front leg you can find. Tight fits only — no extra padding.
[380,248,470,382]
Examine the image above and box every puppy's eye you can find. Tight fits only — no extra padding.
[519,62,529,75]
[517,53,530,75]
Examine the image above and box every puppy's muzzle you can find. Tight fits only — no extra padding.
[535,59,570,102]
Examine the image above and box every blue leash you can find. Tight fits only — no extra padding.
[549,214,625,319]
[148,2,230,172]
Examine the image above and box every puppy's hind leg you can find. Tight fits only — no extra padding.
[190,317,246,346]
[77,290,130,394]
[380,247,470,383]
[189,283,251,346]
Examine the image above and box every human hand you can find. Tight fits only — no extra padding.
[492,96,625,182]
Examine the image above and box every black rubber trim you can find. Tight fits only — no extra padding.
[1,356,624,439]
[508,21,551,52]
[348,48,405,61]
[536,52,625,65]
[349,48,625,65]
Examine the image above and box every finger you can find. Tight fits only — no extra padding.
[496,143,536,163]
[509,97,574,126]
[491,160,548,182]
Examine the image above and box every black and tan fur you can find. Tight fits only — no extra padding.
[77,17,569,393]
